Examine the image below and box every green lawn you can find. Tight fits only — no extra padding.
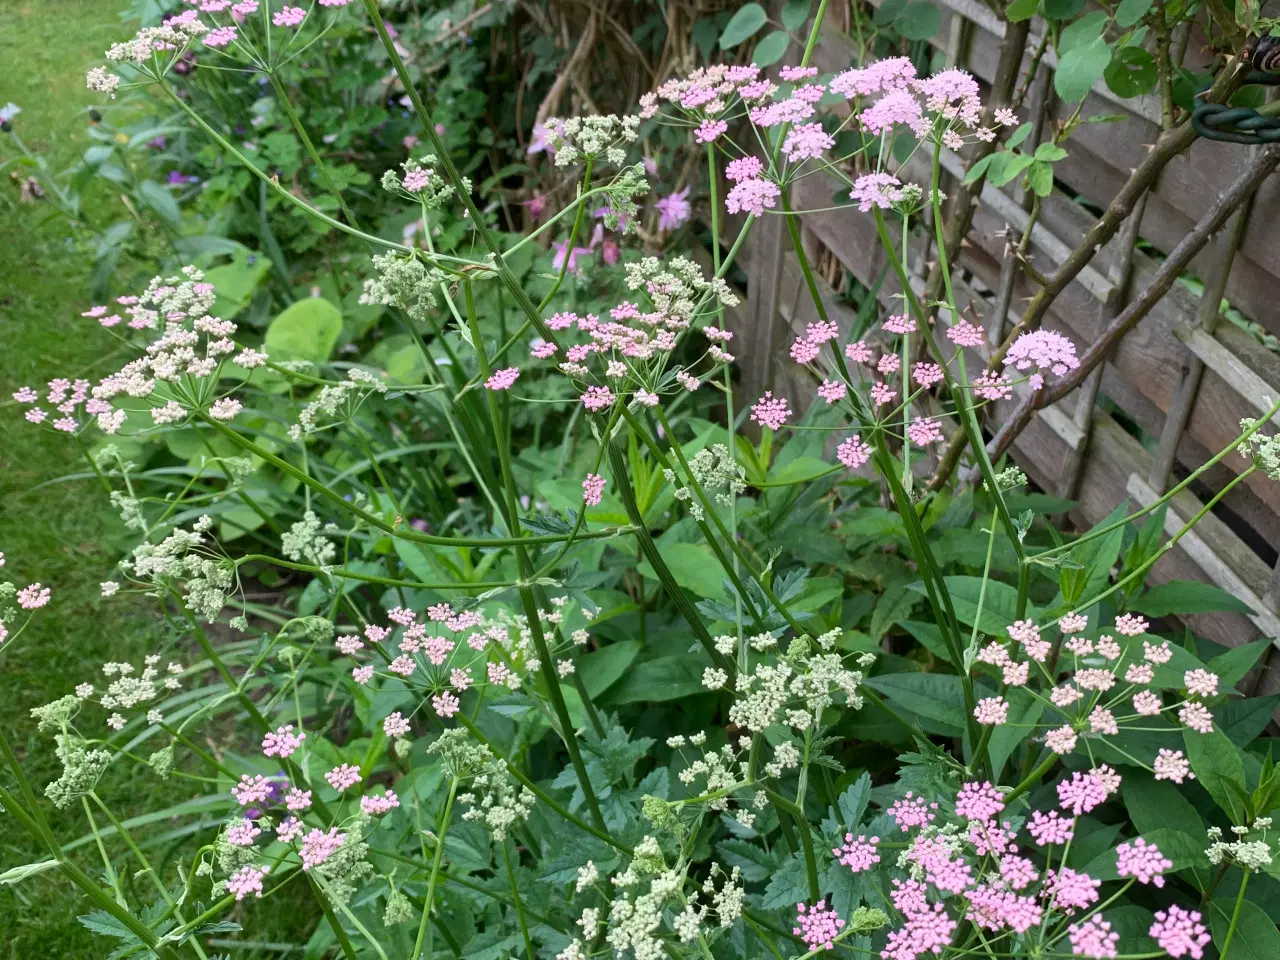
[0,3,174,955]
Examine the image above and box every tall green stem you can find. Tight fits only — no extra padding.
[413,777,459,960]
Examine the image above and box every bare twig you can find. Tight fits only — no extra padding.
[973,143,1280,476]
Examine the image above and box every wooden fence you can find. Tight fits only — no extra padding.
[720,1,1280,690]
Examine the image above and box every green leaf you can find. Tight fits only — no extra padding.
[1218,695,1280,746]
[719,3,767,49]
[865,673,970,735]
[761,853,810,908]
[1209,897,1280,959]
[1055,36,1112,103]
[717,838,776,883]
[1034,142,1069,162]
[1133,580,1256,617]
[900,619,953,663]
[986,151,1035,188]
[752,30,791,67]
[577,640,642,699]
[137,179,183,227]
[1185,726,1249,823]
[78,912,137,941]
[987,688,1043,779]
[872,0,907,25]
[1059,11,1108,55]
[1006,0,1039,21]
[1105,47,1158,98]
[894,2,940,40]
[1044,0,1084,19]
[838,772,873,828]
[913,576,1027,636]
[870,584,920,641]
[1209,640,1271,691]
[636,542,725,600]
[1026,160,1054,197]
[1123,776,1208,841]
[609,655,707,704]
[264,297,342,364]
[1115,0,1152,28]
[963,153,994,184]
[781,0,812,31]
[1006,122,1034,149]
[205,250,271,314]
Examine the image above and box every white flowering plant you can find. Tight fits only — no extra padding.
[6,2,1280,959]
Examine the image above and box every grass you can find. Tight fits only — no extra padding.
[0,2,187,955]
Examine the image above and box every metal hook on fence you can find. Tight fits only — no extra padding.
[1193,36,1280,144]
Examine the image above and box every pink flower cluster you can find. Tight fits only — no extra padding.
[794,900,845,951]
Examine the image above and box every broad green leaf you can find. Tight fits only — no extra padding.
[1209,639,1271,691]
[636,542,725,600]
[1133,580,1256,617]
[577,640,642,699]
[1059,11,1108,55]
[1006,0,1039,21]
[963,153,994,184]
[782,0,811,31]
[900,619,954,663]
[137,179,182,226]
[1055,36,1111,103]
[608,654,706,704]
[1209,897,1280,959]
[719,3,767,49]
[1123,776,1208,841]
[1218,695,1280,746]
[1026,160,1054,196]
[265,297,342,364]
[753,30,791,67]
[1115,0,1152,28]
[894,2,940,40]
[1185,726,1248,823]
[1034,142,1069,162]
[865,673,969,735]
[1107,904,1158,954]
[872,0,907,26]
[870,584,920,641]
[1106,47,1158,98]
[1006,122,1034,148]
[1044,0,1085,19]
[986,151,1035,187]
[911,576,1027,636]
[205,251,271,314]
[987,688,1042,780]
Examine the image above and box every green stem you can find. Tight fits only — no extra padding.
[268,71,362,231]
[1003,751,1058,805]
[502,841,537,960]
[463,281,607,832]
[412,777,459,960]
[1219,869,1251,960]
[199,413,631,547]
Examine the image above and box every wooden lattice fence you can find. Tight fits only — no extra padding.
[720,1,1280,691]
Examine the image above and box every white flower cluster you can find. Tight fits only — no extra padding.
[124,521,234,622]
[544,114,641,167]
[290,368,388,440]
[1206,822,1274,869]
[281,511,338,567]
[359,252,445,323]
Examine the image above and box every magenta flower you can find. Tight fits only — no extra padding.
[552,240,593,274]
[750,391,790,430]
[324,763,361,792]
[725,156,764,182]
[582,472,606,506]
[655,186,691,232]
[695,118,728,143]
[725,177,780,217]
[485,367,521,391]
[227,864,269,900]
[794,900,845,951]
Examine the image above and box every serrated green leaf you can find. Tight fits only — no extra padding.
[838,772,873,828]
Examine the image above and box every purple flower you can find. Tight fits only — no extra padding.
[167,171,199,186]
[552,241,593,274]
[655,186,691,232]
